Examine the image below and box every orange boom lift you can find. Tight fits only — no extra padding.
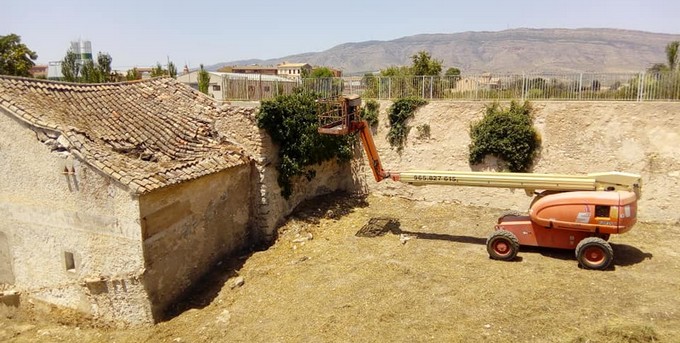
[317,95,642,270]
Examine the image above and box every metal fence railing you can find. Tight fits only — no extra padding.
[221,72,680,102]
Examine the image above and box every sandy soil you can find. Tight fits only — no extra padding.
[1,192,678,342]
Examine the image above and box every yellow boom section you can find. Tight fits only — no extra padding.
[397,170,642,198]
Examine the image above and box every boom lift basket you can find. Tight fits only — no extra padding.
[317,95,361,135]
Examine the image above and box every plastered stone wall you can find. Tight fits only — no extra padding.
[139,166,251,320]
[214,104,361,240]
[363,101,680,224]
[0,112,153,324]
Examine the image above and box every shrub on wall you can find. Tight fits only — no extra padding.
[257,91,354,198]
[468,100,541,172]
[386,97,427,152]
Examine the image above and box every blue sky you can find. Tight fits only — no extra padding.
[3,0,679,70]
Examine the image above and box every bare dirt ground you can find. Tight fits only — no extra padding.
[1,191,678,342]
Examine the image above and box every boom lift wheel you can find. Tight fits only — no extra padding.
[486,230,519,261]
[575,237,613,270]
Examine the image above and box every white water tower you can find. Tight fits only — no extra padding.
[70,39,93,63]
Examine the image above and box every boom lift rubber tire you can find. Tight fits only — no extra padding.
[486,230,520,261]
[575,237,613,270]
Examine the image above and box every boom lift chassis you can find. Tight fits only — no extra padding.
[317,95,642,270]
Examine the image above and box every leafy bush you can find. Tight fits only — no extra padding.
[362,99,380,127]
[386,97,427,152]
[416,124,431,139]
[468,100,541,172]
[257,91,354,198]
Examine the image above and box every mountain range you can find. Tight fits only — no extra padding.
[208,28,680,75]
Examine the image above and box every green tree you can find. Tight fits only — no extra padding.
[647,63,669,73]
[80,59,101,83]
[386,97,427,152]
[198,64,210,94]
[257,91,354,198]
[666,41,679,71]
[126,67,141,81]
[151,62,166,77]
[0,34,38,77]
[310,67,334,78]
[469,100,541,172]
[168,61,177,78]
[445,67,461,77]
[411,51,442,76]
[61,50,113,83]
[97,52,112,82]
[380,65,411,77]
[61,50,80,82]
[362,73,379,98]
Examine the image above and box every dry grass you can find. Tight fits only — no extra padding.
[1,192,678,342]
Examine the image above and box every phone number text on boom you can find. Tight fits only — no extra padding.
[412,175,458,182]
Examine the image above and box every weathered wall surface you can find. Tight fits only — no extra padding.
[361,101,680,223]
[0,112,152,324]
[139,165,251,319]
[214,105,360,240]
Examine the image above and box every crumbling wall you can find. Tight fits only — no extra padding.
[363,101,680,223]
[214,104,360,241]
[138,165,251,320]
[0,112,153,324]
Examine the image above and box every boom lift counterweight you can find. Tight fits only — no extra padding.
[317,95,642,270]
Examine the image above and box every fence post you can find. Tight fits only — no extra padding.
[637,72,644,102]
[430,76,433,99]
[578,73,583,100]
[388,78,391,99]
[521,73,526,101]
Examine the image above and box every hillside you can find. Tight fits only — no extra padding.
[210,28,680,74]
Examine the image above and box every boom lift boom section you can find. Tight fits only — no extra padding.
[316,95,643,270]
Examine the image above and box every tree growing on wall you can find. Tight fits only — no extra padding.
[198,64,210,94]
[0,34,38,77]
[257,91,354,198]
[469,100,541,172]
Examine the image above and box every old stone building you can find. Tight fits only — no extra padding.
[0,76,355,324]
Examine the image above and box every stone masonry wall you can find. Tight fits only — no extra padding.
[0,112,153,324]
[139,166,252,320]
[214,104,360,241]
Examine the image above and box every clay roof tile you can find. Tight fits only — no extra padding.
[0,75,250,194]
